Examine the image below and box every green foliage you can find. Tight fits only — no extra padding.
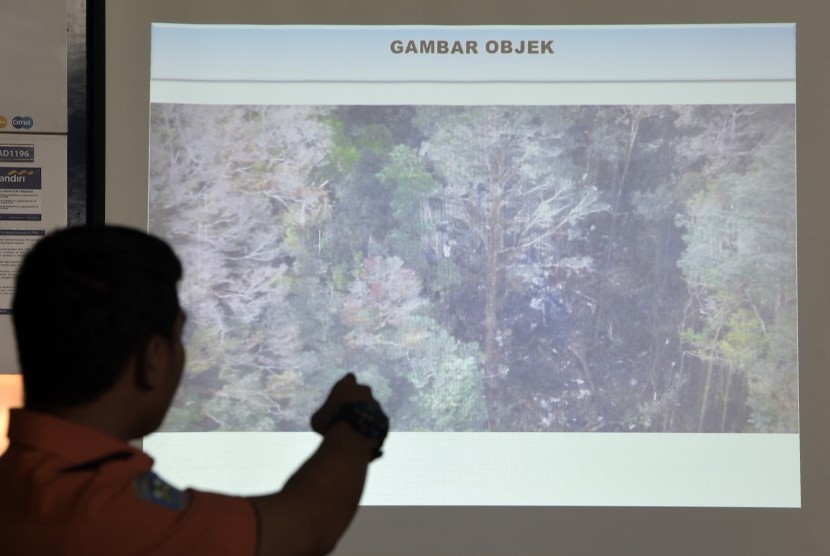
[394,317,487,431]
[336,256,487,430]
[355,124,394,155]
[675,109,797,432]
[377,145,437,218]
[720,309,766,368]
[322,115,361,174]
[746,314,798,432]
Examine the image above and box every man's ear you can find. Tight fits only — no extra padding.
[133,335,169,391]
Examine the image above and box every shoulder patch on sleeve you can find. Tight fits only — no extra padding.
[133,471,190,511]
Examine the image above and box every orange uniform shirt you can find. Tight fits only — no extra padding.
[0,409,258,555]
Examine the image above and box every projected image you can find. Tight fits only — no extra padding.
[149,104,797,434]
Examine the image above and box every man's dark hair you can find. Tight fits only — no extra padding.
[12,225,183,409]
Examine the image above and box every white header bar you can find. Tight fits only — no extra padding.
[150,24,795,106]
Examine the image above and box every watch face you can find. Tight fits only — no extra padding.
[335,401,389,461]
[341,401,389,439]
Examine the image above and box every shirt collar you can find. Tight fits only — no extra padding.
[6,408,152,469]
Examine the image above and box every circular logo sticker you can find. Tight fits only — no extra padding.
[12,116,34,130]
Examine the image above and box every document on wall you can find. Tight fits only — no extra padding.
[0,0,68,374]
[0,135,66,373]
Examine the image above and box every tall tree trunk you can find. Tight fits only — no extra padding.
[482,154,506,430]
[720,367,734,432]
[697,351,715,432]
[697,318,725,432]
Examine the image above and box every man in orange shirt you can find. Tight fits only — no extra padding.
[0,225,388,555]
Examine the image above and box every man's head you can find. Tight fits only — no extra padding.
[12,225,183,411]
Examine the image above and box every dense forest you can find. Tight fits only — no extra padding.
[149,104,797,433]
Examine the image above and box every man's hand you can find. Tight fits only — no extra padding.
[310,373,375,435]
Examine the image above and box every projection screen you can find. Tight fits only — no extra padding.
[102,1,830,555]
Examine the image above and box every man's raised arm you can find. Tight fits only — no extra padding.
[249,374,388,556]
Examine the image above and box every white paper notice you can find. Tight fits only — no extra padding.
[0,0,68,375]
[0,135,66,373]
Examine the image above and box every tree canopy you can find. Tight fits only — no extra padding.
[149,103,797,433]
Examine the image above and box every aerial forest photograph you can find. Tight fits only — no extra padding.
[148,103,797,434]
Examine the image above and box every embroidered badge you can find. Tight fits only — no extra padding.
[133,472,189,511]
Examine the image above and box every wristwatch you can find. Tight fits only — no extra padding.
[330,401,389,460]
